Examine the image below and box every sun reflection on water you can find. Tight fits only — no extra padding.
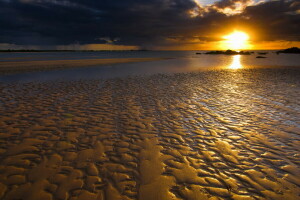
[228,55,243,69]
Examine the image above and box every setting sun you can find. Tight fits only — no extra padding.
[222,31,250,50]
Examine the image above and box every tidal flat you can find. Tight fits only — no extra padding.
[0,57,167,74]
[0,68,299,200]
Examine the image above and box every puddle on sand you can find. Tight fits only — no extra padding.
[0,68,300,200]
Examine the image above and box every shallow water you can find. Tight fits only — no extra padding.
[0,67,299,199]
[0,51,299,82]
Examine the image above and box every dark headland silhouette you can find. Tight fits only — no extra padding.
[195,47,300,56]
[277,47,300,54]
[201,50,252,55]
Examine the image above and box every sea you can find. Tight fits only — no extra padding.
[0,50,299,82]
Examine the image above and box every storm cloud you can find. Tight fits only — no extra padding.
[0,0,299,48]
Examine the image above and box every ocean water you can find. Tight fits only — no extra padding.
[0,51,299,82]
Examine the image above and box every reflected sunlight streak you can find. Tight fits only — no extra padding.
[228,55,243,69]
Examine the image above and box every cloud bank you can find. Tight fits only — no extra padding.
[0,0,299,49]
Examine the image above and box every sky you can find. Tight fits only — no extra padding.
[0,0,299,50]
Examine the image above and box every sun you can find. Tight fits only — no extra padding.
[222,31,250,50]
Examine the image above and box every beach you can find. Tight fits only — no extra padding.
[0,60,299,199]
[0,57,168,74]
[1,0,299,198]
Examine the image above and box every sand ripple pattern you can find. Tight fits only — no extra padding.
[0,69,300,200]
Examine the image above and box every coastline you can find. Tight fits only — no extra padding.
[0,57,169,74]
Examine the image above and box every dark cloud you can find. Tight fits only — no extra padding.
[241,0,300,41]
[0,0,299,48]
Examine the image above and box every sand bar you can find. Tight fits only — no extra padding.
[0,57,168,74]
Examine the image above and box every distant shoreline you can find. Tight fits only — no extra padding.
[0,50,149,53]
[0,49,293,53]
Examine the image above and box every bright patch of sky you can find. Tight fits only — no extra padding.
[194,0,266,7]
[194,0,218,6]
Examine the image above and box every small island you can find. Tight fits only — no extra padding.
[256,56,267,58]
[277,47,300,54]
[203,50,251,55]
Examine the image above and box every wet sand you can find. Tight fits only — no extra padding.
[0,57,168,74]
[0,69,299,199]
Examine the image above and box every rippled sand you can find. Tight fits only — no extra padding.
[0,69,299,200]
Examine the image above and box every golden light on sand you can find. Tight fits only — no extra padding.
[228,55,242,69]
[222,31,250,50]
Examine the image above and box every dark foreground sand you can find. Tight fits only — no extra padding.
[0,69,299,200]
[0,57,167,74]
